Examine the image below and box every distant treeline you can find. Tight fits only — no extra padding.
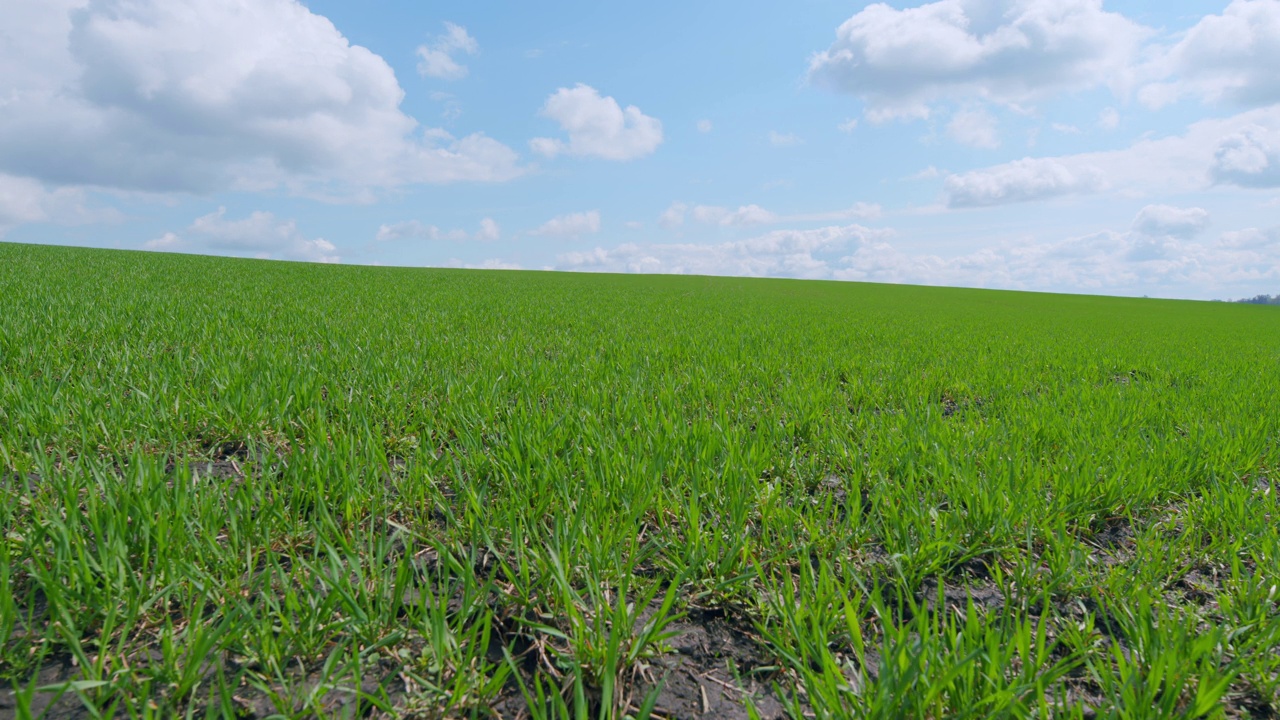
[1236,294,1280,305]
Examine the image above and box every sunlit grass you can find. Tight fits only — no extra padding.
[1,241,1278,718]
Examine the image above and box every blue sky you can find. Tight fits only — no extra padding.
[2,0,1278,299]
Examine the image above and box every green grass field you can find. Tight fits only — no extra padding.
[2,241,1279,719]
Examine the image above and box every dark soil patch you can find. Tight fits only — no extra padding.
[0,657,88,720]
[792,474,871,523]
[918,575,1006,613]
[1165,567,1226,609]
[1091,517,1134,550]
[167,457,247,482]
[630,608,787,719]
[1110,369,1152,386]
[939,392,985,419]
[1082,516,1136,566]
[212,440,250,459]
[489,607,789,720]
[1054,677,1107,719]
[1,472,41,494]
[1227,688,1279,720]
[225,670,392,719]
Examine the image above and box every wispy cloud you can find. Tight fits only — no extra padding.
[660,201,881,229]
[376,217,500,242]
[769,131,803,147]
[529,210,602,238]
[416,22,479,81]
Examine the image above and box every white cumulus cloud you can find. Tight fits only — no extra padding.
[530,210,601,239]
[530,85,663,161]
[0,0,522,198]
[0,173,119,235]
[551,219,1280,299]
[913,226,1280,295]
[808,0,1150,121]
[945,158,1105,207]
[1131,205,1209,238]
[1210,124,1280,188]
[557,225,891,279]
[416,22,478,81]
[939,104,1280,207]
[476,218,501,241]
[1217,226,1280,250]
[147,207,338,263]
[1138,0,1280,110]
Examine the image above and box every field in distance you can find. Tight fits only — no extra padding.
[1,242,1278,719]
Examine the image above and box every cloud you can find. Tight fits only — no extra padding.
[1210,124,1280,188]
[945,158,1105,207]
[557,224,892,279]
[697,119,713,133]
[1098,107,1120,130]
[942,104,1280,206]
[0,173,119,235]
[1138,0,1280,110]
[416,22,478,81]
[0,0,522,197]
[1131,204,1209,238]
[791,203,884,222]
[838,118,860,133]
[659,201,882,230]
[947,107,1000,148]
[471,258,522,270]
[429,91,463,122]
[442,257,524,271]
[147,207,338,262]
[808,0,1150,121]
[691,204,779,227]
[768,131,802,147]
[375,220,468,242]
[144,232,182,251]
[1217,226,1280,249]
[552,219,1280,298]
[1028,224,1280,292]
[877,222,1280,295]
[530,210,601,238]
[1120,205,1207,262]
[376,217,501,242]
[1051,123,1082,135]
[530,84,663,161]
[476,218,501,241]
[659,202,687,230]
[907,166,944,181]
